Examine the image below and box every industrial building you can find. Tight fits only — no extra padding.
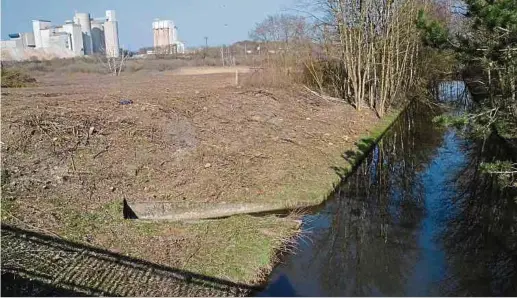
[1,10,120,59]
[1,32,35,49]
[152,19,185,54]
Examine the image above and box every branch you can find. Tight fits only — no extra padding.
[303,85,345,102]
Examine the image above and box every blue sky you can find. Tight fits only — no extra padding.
[1,0,295,50]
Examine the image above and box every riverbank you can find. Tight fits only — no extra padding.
[1,68,401,294]
[258,82,517,296]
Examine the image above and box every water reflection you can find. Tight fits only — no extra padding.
[259,82,517,297]
[438,132,517,296]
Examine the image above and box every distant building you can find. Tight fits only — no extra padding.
[0,32,35,49]
[152,19,185,54]
[2,10,120,58]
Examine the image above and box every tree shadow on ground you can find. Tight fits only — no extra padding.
[1,224,261,297]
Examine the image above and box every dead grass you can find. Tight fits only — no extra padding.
[241,67,299,89]
[1,70,391,284]
[4,57,106,74]
[1,68,37,88]
[4,56,234,76]
[124,57,223,73]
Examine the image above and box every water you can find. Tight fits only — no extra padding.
[258,82,517,296]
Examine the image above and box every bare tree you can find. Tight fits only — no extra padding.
[249,14,311,51]
[97,47,129,76]
[299,0,429,116]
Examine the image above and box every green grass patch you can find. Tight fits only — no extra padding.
[180,215,298,283]
[61,200,124,241]
[1,198,17,221]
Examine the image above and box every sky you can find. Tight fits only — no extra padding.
[1,0,295,50]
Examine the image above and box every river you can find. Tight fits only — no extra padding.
[258,81,517,296]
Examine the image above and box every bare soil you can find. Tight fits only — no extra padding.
[1,68,383,286]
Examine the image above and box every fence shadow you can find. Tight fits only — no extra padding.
[1,224,261,297]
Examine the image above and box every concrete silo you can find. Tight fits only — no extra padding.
[152,19,184,54]
[153,20,174,54]
[104,10,120,57]
[91,19,105,54]
[74,12,93,55]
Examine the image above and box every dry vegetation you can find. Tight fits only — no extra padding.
[1,55,238,76]
[1,68,37,88]
[245,0,455,117]
[1,0,443,290]
[1,67,392,285]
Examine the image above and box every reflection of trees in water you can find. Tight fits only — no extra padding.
[314,102,447,295]
[439,132,517,296]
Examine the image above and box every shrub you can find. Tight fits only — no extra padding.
[61,61,106,74]
[1,68,36,88]
[241,67,297,88]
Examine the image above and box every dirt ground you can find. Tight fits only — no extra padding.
[1,68,384,287]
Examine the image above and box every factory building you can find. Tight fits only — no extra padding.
[91,19,106,55]
[1,32,35,49]
[103,10,120,58]
[1,10,120,58]
[62,21,84,56]
[152,19,185,54]
[73,13,93,55]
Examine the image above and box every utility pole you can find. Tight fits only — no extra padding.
[221,45,225,67]
[204,36,208,59]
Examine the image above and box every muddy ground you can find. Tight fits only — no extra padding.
[1,68,384,290]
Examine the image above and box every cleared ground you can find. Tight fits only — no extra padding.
[1,68,386,288]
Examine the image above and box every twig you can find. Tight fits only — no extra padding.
[303,85,345,102]
[70,154,76,171]
[487,170,517,174]
[93,146,109,159]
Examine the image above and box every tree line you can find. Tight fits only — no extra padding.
[248,0,516,125]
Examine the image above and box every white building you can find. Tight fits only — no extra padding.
[0,32,35,49]
[73,12,93,55]
[63,21,84,56]
[32,20,51,48]
[103,10,120,58]
[2,10,120,58]
[152,19,185,54]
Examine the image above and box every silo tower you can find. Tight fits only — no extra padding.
[104,10,120,57]
[74,12,93,55]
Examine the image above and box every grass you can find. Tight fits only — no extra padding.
[50,199,298,283]
[1,68,36,88]
[0,108,402,290]
[0,198,17,221]
[181,215,299,283]
[0,69,405,289]
[264,108,403,209]
[23,193,298,283]
[3,56,231,75]
[241,67,297,88]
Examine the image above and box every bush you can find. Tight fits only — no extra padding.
[241,67,297,88]
[60,61,106,74]
[124,61,144,72]
[1,68,36,88]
